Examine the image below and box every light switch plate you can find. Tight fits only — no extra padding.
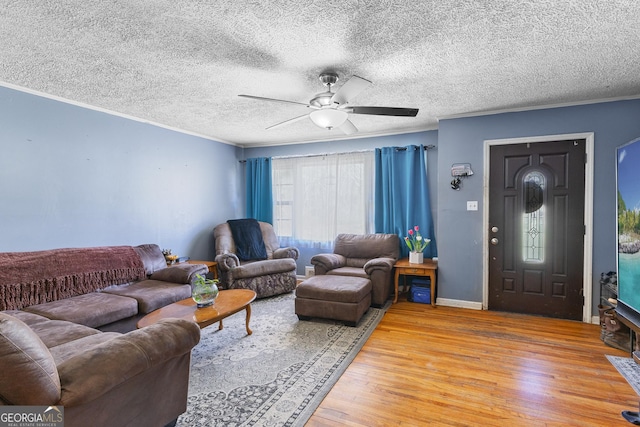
[467,201,478,211]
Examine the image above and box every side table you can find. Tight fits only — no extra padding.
[393,258,437,306]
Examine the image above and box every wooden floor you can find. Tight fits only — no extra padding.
[306,297,637,426]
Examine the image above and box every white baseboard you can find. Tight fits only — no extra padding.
[436,299,602,323]
[436,298,483,310]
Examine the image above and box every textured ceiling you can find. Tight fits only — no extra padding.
[1,1,640,147]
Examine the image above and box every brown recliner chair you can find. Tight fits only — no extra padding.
[311,233,400,307]
[213,220,299,299]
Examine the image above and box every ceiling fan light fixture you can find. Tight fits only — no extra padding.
[241,73,417,134]
[309,108,348,130]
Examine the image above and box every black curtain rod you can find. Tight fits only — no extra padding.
[395,144,436,151]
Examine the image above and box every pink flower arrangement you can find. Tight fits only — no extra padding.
[404,225,430,252]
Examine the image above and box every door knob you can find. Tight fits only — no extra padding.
[491,226,499,233]
[491,238,499,245]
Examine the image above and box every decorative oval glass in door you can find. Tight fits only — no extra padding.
[522,171,545,263]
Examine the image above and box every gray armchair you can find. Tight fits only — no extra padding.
[213,221,299,298]
[311,233,400,307]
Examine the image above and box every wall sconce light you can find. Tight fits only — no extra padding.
[451,177,462,190]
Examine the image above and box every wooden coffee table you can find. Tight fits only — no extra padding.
[137,289,257,335]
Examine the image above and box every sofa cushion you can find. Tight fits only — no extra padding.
[49,331,121,365]
[1,309,51,326]
[0,312,61,405]
[24,292,139,328]
[27,319,103,348]
[327,266,369,279]
[231,258,297,280]
[134,244,167,276]
[259,222,286,259]
[333,233,400,260]
[103,280,191,314]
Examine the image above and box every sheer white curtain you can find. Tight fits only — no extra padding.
[272,151,375,248]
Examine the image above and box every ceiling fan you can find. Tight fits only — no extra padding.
[239,73,419,135]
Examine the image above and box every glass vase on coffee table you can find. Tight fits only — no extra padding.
[192,274,219,308]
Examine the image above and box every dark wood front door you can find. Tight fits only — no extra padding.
[488,139,586,320]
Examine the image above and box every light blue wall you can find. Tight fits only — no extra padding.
[437,99,640,314]
[245,131,439,274]
[0,86,244,259]
[4,83,638,317]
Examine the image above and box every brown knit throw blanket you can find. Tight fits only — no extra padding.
[0,246,147,311]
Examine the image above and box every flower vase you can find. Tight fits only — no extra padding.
[409,251,424,264]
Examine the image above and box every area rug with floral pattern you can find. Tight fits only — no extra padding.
[176,291,388,427]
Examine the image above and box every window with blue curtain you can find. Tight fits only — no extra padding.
[271,152,375,248]
[374,145,437,258]
[245,157,273,223]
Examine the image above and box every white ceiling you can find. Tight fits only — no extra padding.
[2,1,640,147]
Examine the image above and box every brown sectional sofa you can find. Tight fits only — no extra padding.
[0,311,199,427]
[1,243,208,332]
[0,243,208,427]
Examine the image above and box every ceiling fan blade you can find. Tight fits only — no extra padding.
[349,106,419,117]
[239,94,309,107]
[266,113,310,130]
[331,75,372,105]
[339,119,358,135]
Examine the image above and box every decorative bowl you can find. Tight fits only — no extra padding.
[192,280,219,308]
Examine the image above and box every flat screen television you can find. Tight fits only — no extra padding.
[615,136,640,331]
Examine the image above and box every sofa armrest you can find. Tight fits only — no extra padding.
[149,264,208,284]
[273,246,300,260]
[311,253,346,275]
[57,319,200,407]
[231,258,297,280]
[363,257,396,275]
[215,253,240,271]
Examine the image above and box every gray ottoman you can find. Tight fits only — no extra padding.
[295,275,372,326]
